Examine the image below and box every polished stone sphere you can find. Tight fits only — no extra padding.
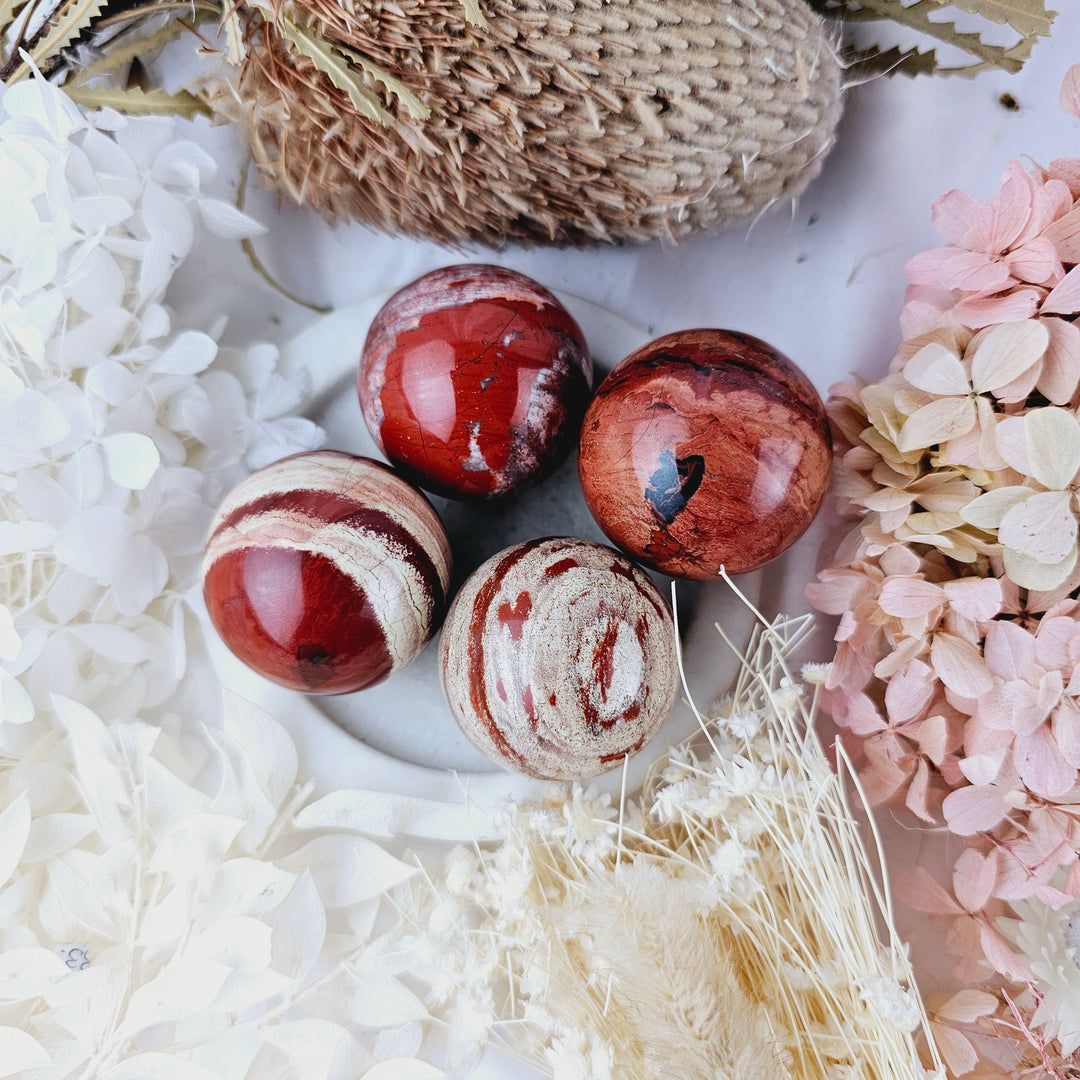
[439,536,678,780]
[359,264,592,500]
[578,329,831,579]
[203,451,452,694]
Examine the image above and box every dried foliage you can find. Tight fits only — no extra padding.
[407,593,942,1080]
[807,0,1056,79]
[808,66,1080,1076]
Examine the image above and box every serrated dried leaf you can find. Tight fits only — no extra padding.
[944,0,1055,38]
[278,18,390,125]
[7,0,108,82]
[340,46,430,120]
[65,20,186,87]
[63,83,209,118]
[222,4,245,65]
[843,43,938,81]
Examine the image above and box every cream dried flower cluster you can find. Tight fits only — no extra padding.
[809,65,1080,1077]
[0,74,323,736]
[405,610,940,1080]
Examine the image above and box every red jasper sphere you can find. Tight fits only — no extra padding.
[202,451,452,694]
[439,537,678,780]
[359,264,593,500]
[578,329,831,579]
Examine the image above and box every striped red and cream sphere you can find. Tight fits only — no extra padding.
[203,451,452,694]
[439,537,678,780]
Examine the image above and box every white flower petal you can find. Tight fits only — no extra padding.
[969,320,1050,393]
[897,396,976,453]
[0,1026,49,1077]
[999,489,1078,563]
[0,671,34,726]
[1004,544,1079,592]
[152,330,218,375]
[0,386,70,450]
[110,534,168,617]
[995,415,1031,475]
[53,505,131,581]
[959,485,1029,531]
[197,197,267,239]
[101,432,160,489]
[0,520,56,556]
[0,606,19,663]
[903,343,969,396]
[1025,407,1080,490]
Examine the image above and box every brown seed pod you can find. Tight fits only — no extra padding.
[210,0,842,246]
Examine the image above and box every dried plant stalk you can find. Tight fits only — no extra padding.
[416,583,942,1079]
[206,0,843,246]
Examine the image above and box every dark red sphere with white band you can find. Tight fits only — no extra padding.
[359,264,592,500]
[578,329,832,579]
[202,451,452,694]
[439,537,678,780]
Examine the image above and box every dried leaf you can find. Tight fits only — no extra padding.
[101,1054,225,1080]
[120,958,232,1036]
[842,43,938,81]
[363,1061,444,1080]
[7,0,109,83]
[292,789,442,839]
[946,0,1055,38]
[65,20,186,86]
[280,835,418,907]
[278,19,391,125]
[0,794,32,890]
[64,83,209,119]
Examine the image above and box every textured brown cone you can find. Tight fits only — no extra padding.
[213,0,843,247]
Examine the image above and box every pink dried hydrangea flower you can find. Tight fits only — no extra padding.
[810,65,1080,1075]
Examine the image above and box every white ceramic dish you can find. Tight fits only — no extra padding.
[207,293,765,840]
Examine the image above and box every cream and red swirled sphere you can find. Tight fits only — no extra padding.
[202,451,452,694]
[439,537,678,779]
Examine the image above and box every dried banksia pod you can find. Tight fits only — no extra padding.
[211,0,842,246]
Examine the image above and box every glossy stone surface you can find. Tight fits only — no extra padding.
[578,329,831,579]
[439,537,678,779]
[203,451,452,694]
[359,264,592,500]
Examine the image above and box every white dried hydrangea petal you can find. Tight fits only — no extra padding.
[1024,406,1080,491]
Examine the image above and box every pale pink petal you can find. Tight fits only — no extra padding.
[1060,62,1080,119]
[935,990,999,1024]
[958,746,1008,787]
[860,731,914,803]
[884,657,936,724]
[1034,615,1080,671]
[978,924,1029,981]
[904,758,934,822]
[969,320,1050,393]
[983,619,1037,679]
[897,396,976,453]
[1052,699,1080,768]
[896,866,963,915]
[917,714,949,764]
[943,578,1002,622]
[903,342,969,396]
[1005,238,1062,286]
[952,289,1042,328]
[1041,204,1080,265]
[1042,263,1080,316]
[842,691,887,736]
[953,847,998,913]
[1048,157,1080,197]
[1000,490,1077,563]
[943,784,1009,835]
[1025,407,1080,491]
[937,251,1014,293]
[878,577,945,618]
[880,544,924,577]
[1014,726,1076,798]
[977,682,1021,732]
[1037,316,1080,405]
[931,163,1031,254]
[930,1022,979,1077]
[931,633,994,698]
